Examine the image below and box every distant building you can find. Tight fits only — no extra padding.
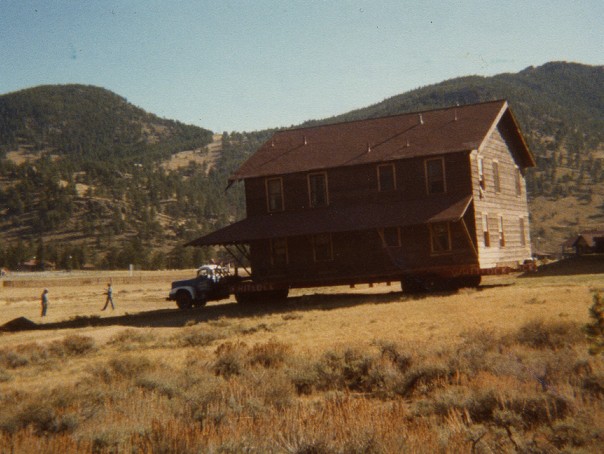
[567,231,604,255]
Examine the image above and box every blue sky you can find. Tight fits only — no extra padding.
[1,1,602,132]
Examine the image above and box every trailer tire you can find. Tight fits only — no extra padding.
[175,291,193,310]
[235,289,289,305]
[454,275,482,289]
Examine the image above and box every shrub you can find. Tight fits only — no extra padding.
[505,394,572,428]
[584,292,604,355]
[375,340,412,373]
[178,328,225,347]
[314,348,381,392]
[60,335,96,356]
[394,365,451,398]
[249,340,291,368]
[513,319,583,349]
[213,342,248,378]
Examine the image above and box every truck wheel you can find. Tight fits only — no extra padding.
[176,291,193,310]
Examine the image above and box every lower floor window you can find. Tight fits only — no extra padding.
[430,222,451,253]
[382,226,401,247]
[271,238,288,266]
[313,233,334,262]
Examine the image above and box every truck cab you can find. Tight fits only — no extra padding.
[167,264,232,309]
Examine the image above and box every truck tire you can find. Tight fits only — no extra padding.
[193,295,207,308]
[176,291,193,310]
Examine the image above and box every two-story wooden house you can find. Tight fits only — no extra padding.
[188,100,535,294]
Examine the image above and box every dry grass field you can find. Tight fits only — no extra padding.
[0,265,603,453]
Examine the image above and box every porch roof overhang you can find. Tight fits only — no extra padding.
[186,194,473,247]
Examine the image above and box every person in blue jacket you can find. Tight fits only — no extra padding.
[101,283,115,311]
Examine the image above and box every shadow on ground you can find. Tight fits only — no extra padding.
[1,282,511,333]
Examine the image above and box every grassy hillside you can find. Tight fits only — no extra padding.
[0,62,603,269]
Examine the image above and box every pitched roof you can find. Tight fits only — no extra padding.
[572,231,604,248]
[187,194,472,246]
[230,100,534,181]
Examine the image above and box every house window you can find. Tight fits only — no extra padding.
[308,172,328,207]
[378,164,396,191]
[313,233,333,262]
[514,167,522,196]
[482,214,490,247]
[425,158,446,194]
[478,156,486,190]
[492,161,501,193]
[519,217,526,246]
[381,227,401,247]
[430,222,451,253]
[266,177,284,212]
[498,216,505,247]
[270,238,288,266]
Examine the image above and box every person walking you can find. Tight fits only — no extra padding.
[40,288,49,317]
[101,283,115,311]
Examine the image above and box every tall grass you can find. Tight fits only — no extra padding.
[0,315,602,453]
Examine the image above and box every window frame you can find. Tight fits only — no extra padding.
[519,217,526,247]
[312,233,334,262]
[265,177,284,213]
[482,213,491,247]
[492,160,501,193]
[270,238,289,266]
[429,222,452,254]
[478,156,486,191]
[514,167,522,196]
[307,172,329,208]
[377,163,396,192]
[425,157,446,195]
[498,215,505,248]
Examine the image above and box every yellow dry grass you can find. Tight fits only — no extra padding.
[0,268,603,452]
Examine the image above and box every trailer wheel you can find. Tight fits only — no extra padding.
[176,291,193,310]
[455,275,482,288]
[235,289,289,305]
[401,275,427,294]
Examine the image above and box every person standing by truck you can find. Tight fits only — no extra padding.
[40,288,49,317]
[101,283,115,311]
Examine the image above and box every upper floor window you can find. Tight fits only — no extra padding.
[492,161,501,193]
[377,164,396,192]
[429,222,451,253]
[266,177,284,212]
[270,238,288,266]
[308,172,328,208]
[313,233,333,262]
[425,158,446,194]
[478,156,486,191]
[514,167,522,196]
[381,226,401,247]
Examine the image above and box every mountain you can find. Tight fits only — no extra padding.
[0,62,603,269]
[0,84,264,269]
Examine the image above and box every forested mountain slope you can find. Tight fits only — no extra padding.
[0,62,602,269]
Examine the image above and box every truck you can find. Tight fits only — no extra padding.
[167,264,289,309]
